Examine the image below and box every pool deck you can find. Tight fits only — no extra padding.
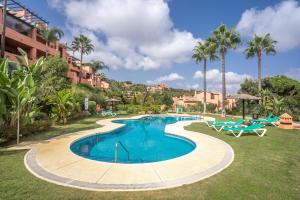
[24,114,234,191]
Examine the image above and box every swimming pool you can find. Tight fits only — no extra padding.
[70,116,197,163]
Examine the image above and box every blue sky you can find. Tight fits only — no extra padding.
[22,0,300,93]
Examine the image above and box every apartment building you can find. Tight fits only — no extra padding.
[0,1,109,90]
[147,83,169,93]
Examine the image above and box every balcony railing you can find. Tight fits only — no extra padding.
[0,24,59,56]
[4,51,34,63]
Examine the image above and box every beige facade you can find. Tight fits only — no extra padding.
[173,91,236,112]
[147,83,169,93]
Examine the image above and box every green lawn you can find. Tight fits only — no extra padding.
[0,115,299,200]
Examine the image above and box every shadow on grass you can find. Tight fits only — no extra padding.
[0,149,24,156]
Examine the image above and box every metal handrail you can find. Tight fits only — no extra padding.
[114,141,130,162]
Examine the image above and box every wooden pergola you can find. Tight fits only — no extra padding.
[105,98,120,111]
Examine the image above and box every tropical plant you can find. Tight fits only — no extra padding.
[192,39,218,114]
[39,27,64,58]
[265,96,286,116]
[211,24,240,117]
[71,34,94,83]
[47,90,74,124]
[0,55,44,143]
[244,34,277,92]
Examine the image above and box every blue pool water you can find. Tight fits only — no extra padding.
[70,116,197,163]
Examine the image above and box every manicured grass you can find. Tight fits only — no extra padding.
[0,115,299,200]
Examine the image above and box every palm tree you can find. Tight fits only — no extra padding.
[39,27,64,58]
[212,24,241,117]
[192,39,218,114]
[88,60,109,72]
[71,34,94,83]
[244,34,277,92]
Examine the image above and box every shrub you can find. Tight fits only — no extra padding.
[207,103,217,113]
[143,105,160,114]
[88,101,97,115]
[70,111,90,120]
[1,120,52,140]
[127,104,143,114]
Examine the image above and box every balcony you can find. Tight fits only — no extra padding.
[4,51,34,63]
[0,24,59,56]
[4,51,18,62]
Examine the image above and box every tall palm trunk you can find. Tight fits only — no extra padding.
[79,50,83,83]
[99,78,102,91]
[1,0,8,58]
[45,41,49,59]
[203,59,207,114]
[221,47,226,117]
[258,49,262,92]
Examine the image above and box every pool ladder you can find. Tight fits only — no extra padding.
[114,141,130,162]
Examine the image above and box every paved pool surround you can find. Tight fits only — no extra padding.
[24,114,234,191]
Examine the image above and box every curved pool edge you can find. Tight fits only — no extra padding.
[24,114,235,191]
[71,115,198,164]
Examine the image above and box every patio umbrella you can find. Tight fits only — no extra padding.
[105,98,120,111]
[229,94,261,119]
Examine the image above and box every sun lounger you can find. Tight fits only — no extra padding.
[250,113,273,122]
[224,124,267,137]
[252,116,279,127]
[205,117,233,127]
[101,110,117,117]
[211,119,244,132]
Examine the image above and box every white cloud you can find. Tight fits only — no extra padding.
[186,84,200,90]
[285,68,300,81]
[236,0,300,51]
[193,71,203,79]
[193,69,252,93]
[49,0,199,70]
[147,73,184,84]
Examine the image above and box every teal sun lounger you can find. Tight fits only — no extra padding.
[224,123,267,137]
[205,117,233,127]
[211,119,244,132]
[252,116,280,127]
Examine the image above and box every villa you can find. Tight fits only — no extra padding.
[173,90,236,112]
[0,2,109,90]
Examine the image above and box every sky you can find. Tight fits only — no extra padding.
[22,0,300,93]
